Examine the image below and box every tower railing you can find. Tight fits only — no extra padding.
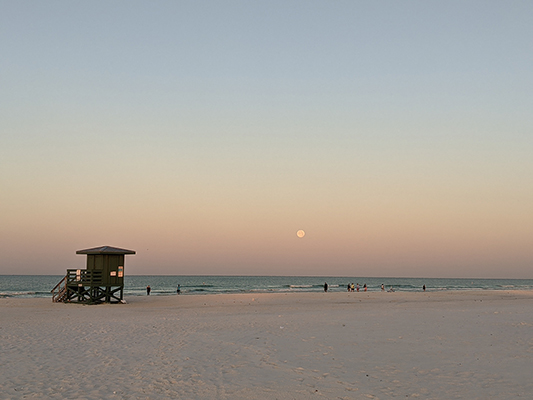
[51,269,105,302]
[65,269,103,286]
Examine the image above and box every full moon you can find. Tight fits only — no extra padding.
[296,230,305,238]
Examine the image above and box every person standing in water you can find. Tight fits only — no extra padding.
[146,285,151,295]
[324,282,328,292]
[177,284,181,294]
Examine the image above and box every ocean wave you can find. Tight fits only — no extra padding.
[0,291,37,297]
[4,276,533,299]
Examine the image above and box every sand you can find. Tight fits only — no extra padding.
[1,290,533,399]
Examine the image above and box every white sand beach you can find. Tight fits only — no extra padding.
[1,290,533,399]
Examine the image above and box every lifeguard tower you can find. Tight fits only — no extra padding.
[51,246,135,303]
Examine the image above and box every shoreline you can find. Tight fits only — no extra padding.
[4,275,533,300]
[2,288,533,305]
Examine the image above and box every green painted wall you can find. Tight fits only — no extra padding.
[86,254,125,286]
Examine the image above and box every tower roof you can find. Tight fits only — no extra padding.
[76,246,136,255]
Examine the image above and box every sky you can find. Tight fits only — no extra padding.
[1,1,532,278]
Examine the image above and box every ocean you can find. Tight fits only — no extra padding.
[2,275,533,299]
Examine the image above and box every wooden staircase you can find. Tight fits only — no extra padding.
[51,275,68,302]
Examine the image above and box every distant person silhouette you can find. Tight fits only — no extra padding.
[324,282,328,292]
[146,285,151,295]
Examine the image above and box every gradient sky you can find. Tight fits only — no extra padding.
[1,1,532,278]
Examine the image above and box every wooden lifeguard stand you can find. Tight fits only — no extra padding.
[52,246,136,303]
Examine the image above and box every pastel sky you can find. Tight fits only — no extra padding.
[1,1,532,278]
